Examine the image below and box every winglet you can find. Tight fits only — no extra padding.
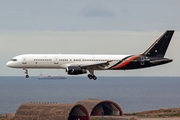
[143,30,174,58]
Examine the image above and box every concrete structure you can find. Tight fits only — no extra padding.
[13,99,124,120]
[77,99,123,116]
[14,102,89,120]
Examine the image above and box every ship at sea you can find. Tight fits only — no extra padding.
[38,74,67,80]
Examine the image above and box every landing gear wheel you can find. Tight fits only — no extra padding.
[88,74,93,79]
[92,75,97,80]
[26,75,29,78]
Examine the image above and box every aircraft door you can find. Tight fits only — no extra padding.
[141,57,144,65]
[54,57,59,64]
[22,57,26,64]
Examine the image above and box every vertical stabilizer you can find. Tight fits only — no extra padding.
[143,30,174,57]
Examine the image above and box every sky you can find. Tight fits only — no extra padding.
[0,0,180,76]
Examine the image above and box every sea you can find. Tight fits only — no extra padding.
[0,76,180,114]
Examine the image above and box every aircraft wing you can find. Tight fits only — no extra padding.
[69,61,112,70]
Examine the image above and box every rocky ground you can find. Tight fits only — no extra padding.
[0,113,14,120]
[0,108,180,120]
[125,108,180,118]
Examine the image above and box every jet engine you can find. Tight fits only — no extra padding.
[66,66,87,75]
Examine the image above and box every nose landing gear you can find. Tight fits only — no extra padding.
[24,69,29,78]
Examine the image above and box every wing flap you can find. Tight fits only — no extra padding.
[69,61,111,70]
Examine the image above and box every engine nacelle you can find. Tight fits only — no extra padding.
[66,66,87,75]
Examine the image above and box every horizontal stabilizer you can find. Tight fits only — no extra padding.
[150,58,173,64]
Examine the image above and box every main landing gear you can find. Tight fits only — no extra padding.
[87,74,97,80]
[87,69,97,80]
[24,69,29,78]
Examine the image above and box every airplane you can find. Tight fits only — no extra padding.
[6,30,174,80]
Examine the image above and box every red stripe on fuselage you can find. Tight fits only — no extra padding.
[112,55,140,69]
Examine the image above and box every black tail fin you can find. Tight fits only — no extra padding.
[143,30,174,58]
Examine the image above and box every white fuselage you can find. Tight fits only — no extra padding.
[6,54,130,70]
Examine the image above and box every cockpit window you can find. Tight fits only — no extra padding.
[11,59,17,61]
